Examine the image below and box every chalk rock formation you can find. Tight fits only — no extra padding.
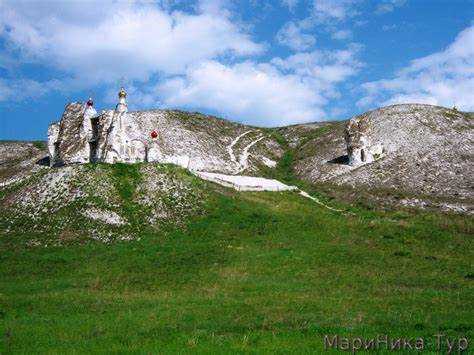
[48,108,160,166]
[82,98,97,142]
[345,116,383,166]
[291,104,473,201]
[47,88,160,166]
[47,89,283,173]
[48,102,92,165]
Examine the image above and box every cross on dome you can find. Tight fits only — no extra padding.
[118,87,127,99]
[116,87,128,113]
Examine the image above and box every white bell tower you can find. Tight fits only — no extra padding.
[84,98,97,119]
[116,87,128,113]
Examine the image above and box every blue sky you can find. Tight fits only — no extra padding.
[0,0,473,140]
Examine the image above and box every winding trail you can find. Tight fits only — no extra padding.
[298,191,347,213]
[227,130,267,174]
[236,135,265,174]
[222,130,347,214]
[227,130,253,165]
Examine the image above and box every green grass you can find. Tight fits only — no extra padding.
[262,148,296,186]
[1,184,472,352]
[298,125,332,147]
[32,141,47,150]
[110,163,141,199]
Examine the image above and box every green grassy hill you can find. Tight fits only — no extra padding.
[1,161,473,352]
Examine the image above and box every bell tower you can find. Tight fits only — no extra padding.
[116,87,128,113]
[84,97,97,119]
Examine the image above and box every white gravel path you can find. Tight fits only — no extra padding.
[227,130,254,165]
[236,135,265,174]
[192,171,347,213]
[192,171,297,192]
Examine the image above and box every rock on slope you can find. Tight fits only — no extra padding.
[0,141,46,187]
[127,109,283,174]
[290,104,473,207]
[49,104,283,175]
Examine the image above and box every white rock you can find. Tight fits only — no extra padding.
[261,156,277,168]
[47,122,60,165]
[192,171,297,192]
[82,208,127,225]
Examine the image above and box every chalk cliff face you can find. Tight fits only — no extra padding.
[48,102,473,203]
[48,103,90,165]
[290,104,474,202]
[47,104,283,174]
[345,115,384,166]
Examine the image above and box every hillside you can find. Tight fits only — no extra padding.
[49,105,283,175]
[1,144,473,352]
[1,104,473,245]
[44,103,474,214]
[279,104,473,213]
[1,104,473,352]
[125,109,283,174]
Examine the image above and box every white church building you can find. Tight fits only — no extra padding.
[48,88,166,166]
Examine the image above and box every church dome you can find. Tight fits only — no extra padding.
[118,87,127,98]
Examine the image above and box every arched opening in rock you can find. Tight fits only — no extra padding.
[361,149,366,162]
[53,141,60,163]
[89,117,100,163]
[327,155,349,165]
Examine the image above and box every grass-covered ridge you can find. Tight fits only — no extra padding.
[1,169,473,352]
[0,163,208,248]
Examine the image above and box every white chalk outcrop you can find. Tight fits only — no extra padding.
[47,89,283,174]
[48,102,92,165]
[345,115,384,166]
[193,171,297,192]
[292,103,473,201]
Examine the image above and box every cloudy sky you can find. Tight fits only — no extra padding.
[0,0,472,139]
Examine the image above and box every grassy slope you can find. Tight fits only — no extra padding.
[0,137,473,353]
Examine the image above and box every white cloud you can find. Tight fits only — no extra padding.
[382,24,397,31]
[0,78,63,101]
[276,22,316,51]
[198,0,232,15]
[0,0,363,126]
[311,0,359,23]
[150,45,362,126]
[358,26,474,111]
[0,0,263,83]
[375,0,407,14]
[156,60,326,126]
[332,29,352,40]
[271,45,362,100]
[354,19,368,27]
[272,46,362,80]
[288,1,358,44]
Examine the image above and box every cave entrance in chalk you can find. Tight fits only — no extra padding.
[53,141,60,165]
[361,149,366,162]
[89,141,98,163]
[89,117,100,163]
